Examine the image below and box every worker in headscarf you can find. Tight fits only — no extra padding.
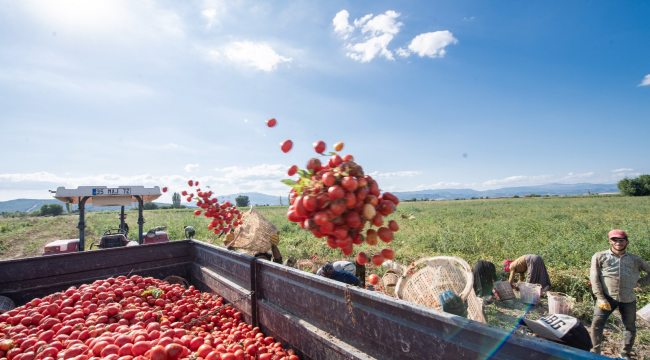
[473,260,499,298]
[319,263,360,285]
[503,254,551,292]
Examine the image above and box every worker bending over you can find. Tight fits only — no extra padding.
[503,254,551,292]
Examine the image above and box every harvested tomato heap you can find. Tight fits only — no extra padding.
[0,276,298,360]
[182,180,243,235]
[283,141,400,266]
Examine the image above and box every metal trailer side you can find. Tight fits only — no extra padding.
[0,240,606,360]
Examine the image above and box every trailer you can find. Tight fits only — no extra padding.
[0,241,606,360]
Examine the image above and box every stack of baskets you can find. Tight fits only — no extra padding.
[225,208,277,253]
[395,256,486,323]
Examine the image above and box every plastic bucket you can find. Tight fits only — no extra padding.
[493,281,516,300]
[518,282,542,304]
[547,292,574,315]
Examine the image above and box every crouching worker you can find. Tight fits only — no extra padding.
[319,263,360,286]
[590,230,650,359]
[503,254,551,292]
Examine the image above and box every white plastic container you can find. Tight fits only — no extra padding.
[637,302,650,325]
[518,282,542,304]
[547,292,575,315]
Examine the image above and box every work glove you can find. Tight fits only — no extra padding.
[597,299,611,311]
[270,231,280,246]
[439,290,468,318]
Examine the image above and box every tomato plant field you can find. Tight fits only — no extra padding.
[3,195,650,303]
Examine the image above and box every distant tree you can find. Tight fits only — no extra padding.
[235,195,250,207]
[279,196,283,206]
[172,192,182,208]
[143,202,159,210]
[618,175,650,196]
[410,198,417,202]
[40,204,63,216]
[513,195,520,198]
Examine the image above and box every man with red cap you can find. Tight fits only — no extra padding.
[590,229,650,359]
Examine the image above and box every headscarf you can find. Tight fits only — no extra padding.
[320,263,335,278]
[503,259,514,273]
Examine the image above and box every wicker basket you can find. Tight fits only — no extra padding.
[518,282,542,304]
[395,256,485,323]
[225,208,277,253]
[383,269,400,288]
[0,296,15,314]
[297,260,317,273]
[493,281,516,300]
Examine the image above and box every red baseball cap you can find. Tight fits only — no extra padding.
[608,229,628,239]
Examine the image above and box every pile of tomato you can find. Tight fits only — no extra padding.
[181,180,243,235]
[0,276,298,360]
[282,141,400,267]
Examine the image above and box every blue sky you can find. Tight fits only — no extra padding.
[0,0,648,202]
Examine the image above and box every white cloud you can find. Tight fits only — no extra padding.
[482,172,596,188]
[416,182,469,190]
[638,74,650,87]
[463,16,475,21]
[346,34,396,62]
[202,8,218,28]
[344,11,403,62]
[333,10,457,63]
[360,10,402,36]
[401,31,458,58]
[214,164,287,180]
[613,168,634,172]
[221,41,292,71]
[368,170,422,178]
[184,164,200,172]
[333,10,354,39]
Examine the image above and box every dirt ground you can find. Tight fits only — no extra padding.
[485,292,650,359]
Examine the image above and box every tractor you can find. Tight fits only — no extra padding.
[42,186,170,256]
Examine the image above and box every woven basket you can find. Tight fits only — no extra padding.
[163,276,189,289]
[518,282,542,304]
[493,281,516,300]
[225,208,277,253]
[395,256,485,323]
[0,296,15,313]
[297,260,317,273]
[383,269,400,288]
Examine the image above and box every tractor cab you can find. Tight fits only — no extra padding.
[43,186,165,255]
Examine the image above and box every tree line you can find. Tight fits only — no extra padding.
[618,175,650,196]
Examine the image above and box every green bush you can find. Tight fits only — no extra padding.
[618,175,650,196]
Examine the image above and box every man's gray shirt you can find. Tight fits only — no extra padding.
[590,249,650,303]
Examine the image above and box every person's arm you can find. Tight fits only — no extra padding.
[271,244,282,264]
[636,257,650,287]
[590,253,605,301]
[509,270,516,284]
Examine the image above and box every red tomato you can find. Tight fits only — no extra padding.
[131,341,151,356]
[371,254,384,266]
[368,274,379,285]
[149,346,167,360]
[287,165,298,176]
[380,248,394,260]
[377,227,393,243]
[388,220,399,232]
[313,140,326,154]
[162,187,168,193]
[266,118,277,127]
[356,252,368,265]
[280,140,293,153]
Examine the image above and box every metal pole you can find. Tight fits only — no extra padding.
[78,196,89,251]
[136,196,144,245]
[120,206,125,232]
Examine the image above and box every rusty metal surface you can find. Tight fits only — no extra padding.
[0,241,192,305]
[256,260,607,360]
[191,241,253,290]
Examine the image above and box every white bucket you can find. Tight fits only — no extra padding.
[547,292,575,315]
[637,302,650,325]
[518,282,542,304]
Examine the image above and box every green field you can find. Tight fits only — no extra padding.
[2,195,650,303]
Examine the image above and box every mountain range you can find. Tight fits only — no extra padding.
[0,183,620,213]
